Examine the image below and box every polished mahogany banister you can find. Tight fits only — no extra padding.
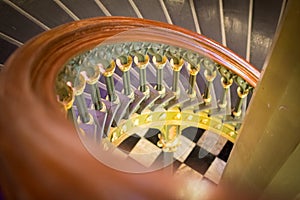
[3,17,259,109]
[0,17,260,199]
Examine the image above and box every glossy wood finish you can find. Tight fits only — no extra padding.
[8,17,260,88]
[0,17,259,198]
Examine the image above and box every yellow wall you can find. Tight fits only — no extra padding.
[221,0,300,198]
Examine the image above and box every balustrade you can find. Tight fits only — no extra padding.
[56,39,256,157]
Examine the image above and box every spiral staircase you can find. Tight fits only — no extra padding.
[0,0,285,69]
[0,0,289,199]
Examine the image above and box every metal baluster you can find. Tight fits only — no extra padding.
[170,58,184,97]
[201,58,217,105]
[153,55,167,93]
[82,64,103,111]
[103,61,117,102]
[218,66,234,109]
[74,74,90,123]
[232,76,251,118]
[116,56,133,97]
[134,54,149,95]
[56,80,75,120]
[186,63,200,98]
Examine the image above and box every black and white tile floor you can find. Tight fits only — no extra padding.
[112,126,233,186]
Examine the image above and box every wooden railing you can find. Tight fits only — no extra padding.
[0,17,260,199]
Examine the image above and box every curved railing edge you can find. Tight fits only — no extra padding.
[3,17,260,106]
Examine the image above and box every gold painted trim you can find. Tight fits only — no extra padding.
[153,56,167,69]
[108,108,238,145]
[102,61,116,77]
[116,56,133,72]
[134,55,150,68]
[170,58,184,71]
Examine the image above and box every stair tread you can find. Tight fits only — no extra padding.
[113,91,133,125]
[137,85,161,114]
[151,87,175,111]
[128,89,146,116]
[223,0,249,58]
[194,0,222,44]
[102,99,120,135]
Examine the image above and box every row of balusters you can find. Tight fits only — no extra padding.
[56,44,253,132]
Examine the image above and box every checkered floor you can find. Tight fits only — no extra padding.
[112,126,233,185]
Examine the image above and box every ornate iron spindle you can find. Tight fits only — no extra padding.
[74,74,90,123]
[56,80,75,120]
[232,76,252,117]
[116,56,133,97]
[153,55,167,93]
[218,66,234,109]
[201,58,217,105]
[134,54,149,94]
[103,61,117,102]
[170,58,184,96]
[82,63,103,111]
[186,63,200,98]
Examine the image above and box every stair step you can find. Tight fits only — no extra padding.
[127,89,146,117]
[209,88,232,117]
[113,91,133,126]
[181,92,203,110]
[223,96,247,124]
[98,73,124,93]
[151,87,175,111]
[72,106,107,143]
[137,85,161,114]
[163,61,190,109]
[92,109,108,141]
[102,99,120,136]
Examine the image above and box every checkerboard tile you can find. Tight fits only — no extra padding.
[150,151,175,170]
[217,140,234,162]
[174,135,196,162]
[112,147,129,160]
[197,130,228,156]
[135,127,149,137]
[118,133,140,153]
[114,126,234,185]
[174,166,217,200]
[144,128,160,145]
[175,163,203,180]
[184,145,216,175]
[204,157,226,184]
[129,138,162,167]
[182,127,205,142]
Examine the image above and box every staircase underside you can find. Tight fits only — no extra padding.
[0,0,285,71]
[0,0,287,197]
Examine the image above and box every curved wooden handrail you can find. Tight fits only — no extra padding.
[4,17,259,109]
[0,17,260,199]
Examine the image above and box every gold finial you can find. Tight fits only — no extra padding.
[134,55,149,69]
[170,58,184,71]
[116,56,132,72]
[102,61,116,77]
[186,63,200,76]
